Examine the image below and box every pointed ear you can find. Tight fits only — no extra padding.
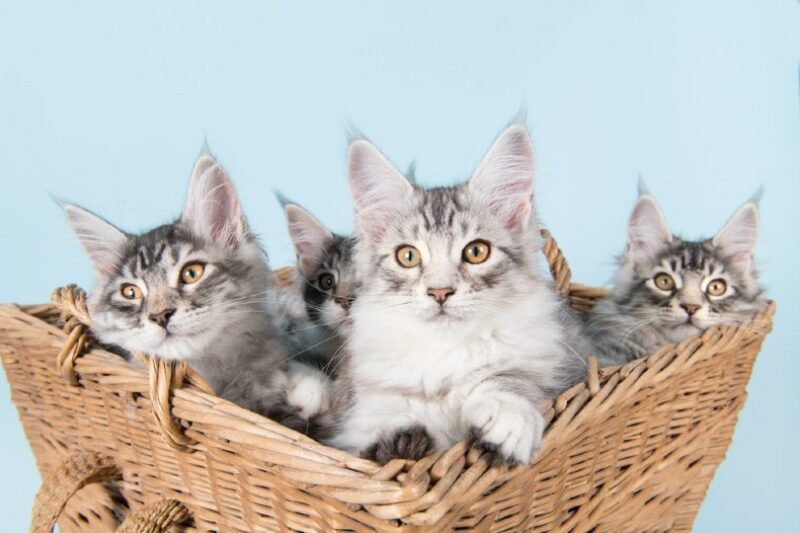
[627,194,672,264]
[181,154,247,247]
[61,203,128,278]
[468,124,535,231]
[713,201,759,274]
[347,139,414,240]
[284,204,334,276]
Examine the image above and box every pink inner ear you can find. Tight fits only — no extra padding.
[210,192,240,247]
[505,200,531,230]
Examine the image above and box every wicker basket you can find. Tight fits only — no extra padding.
[0,231,774,532]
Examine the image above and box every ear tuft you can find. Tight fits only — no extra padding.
[284,204,334,276]
[347,139,414,240]
[468,124,535,231]
[626,194,672,264]
[181,154,247,247]
[60,202,128,278]
[713,200,759,274]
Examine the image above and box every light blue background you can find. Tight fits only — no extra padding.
[1,1,797,530]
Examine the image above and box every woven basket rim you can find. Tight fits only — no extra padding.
[6,288,776,466]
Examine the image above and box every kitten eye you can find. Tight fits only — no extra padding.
[318,273,335,291]
[120,283,143,300]
[395,245,421,268]
[180,262,206,284]
[706,278,727,297]
[653,273,676,291]
[462,240,491,264]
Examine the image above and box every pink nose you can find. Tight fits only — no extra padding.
[681,304,700,316]
[427,287,455,304]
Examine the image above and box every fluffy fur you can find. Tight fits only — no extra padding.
[270,200,359,418]
[585,191,765,366]
[62,153,311,429]
[324,124,588,464]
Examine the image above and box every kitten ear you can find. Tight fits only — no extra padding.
[713,200,759,274]
[347,139,414,240]
[61,202,128,278]
[181,154,247,247]
[468,124,535,231]
[626,194,672,264]
[284,203,334,277]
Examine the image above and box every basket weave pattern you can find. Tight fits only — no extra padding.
[0,232,774,532]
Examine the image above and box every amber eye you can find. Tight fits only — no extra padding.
[120,283,143,300]
[706,278,727,297]
[318,273,335,291]
[180,262,206,285]
[395,245,421,268]
[463,240,491,265]
[653,273,676,291]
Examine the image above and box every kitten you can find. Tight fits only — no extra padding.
[585,190,765,366]
[273,198,357,374]
[267,200,358,420]
[61,153,310,429]
[323,124,587,465]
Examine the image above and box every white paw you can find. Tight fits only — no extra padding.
[286,372,330,420]
[464,394,545,465]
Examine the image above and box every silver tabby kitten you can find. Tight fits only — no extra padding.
[265,201,358,420]
[586,190,765,366]
[274,199,357,375]
[324,124,588,465]
[62,153,306,428]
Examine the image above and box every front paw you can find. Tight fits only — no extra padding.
[465,397,545,465]
[364,425,434,465]
[286,371,330,420]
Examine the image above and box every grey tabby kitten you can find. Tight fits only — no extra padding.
[586,190,764,366]
[62,153,307,429]
[277,199,357,375]
[324,124,588,465]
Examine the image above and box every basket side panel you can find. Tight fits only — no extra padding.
[453,333,765,532]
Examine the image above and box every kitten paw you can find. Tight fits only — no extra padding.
[364,425,434,465]
[286,370,330,420]
[465,396,545,465]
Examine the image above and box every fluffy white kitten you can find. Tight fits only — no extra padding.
[324,124,587,464]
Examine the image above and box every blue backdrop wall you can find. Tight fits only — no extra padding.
[1,1,797,530]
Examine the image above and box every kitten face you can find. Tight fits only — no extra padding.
[284,203,358,331]
[301,235,357,329]
[63,154,270,361]
[613,193,763,342]
[346,125,542,325]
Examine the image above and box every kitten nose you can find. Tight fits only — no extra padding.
[427,287,455,304]
[334,296,353,310]
[148,308,176,328]
[681,304,700,316]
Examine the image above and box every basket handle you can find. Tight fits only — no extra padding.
[116,499,192,532]
[50,286,214,452]
[541,229,572,298]
[30,452,191,532]
[30,451,120,533]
